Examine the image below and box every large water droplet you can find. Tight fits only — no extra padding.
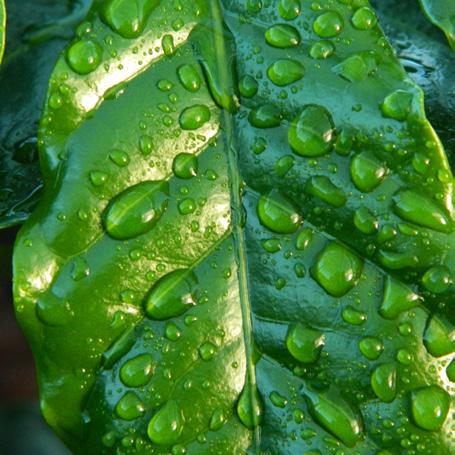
[286,324,325,363]
[371,363,396,403]
[423,315,454,357]
[381,90,413,121]
[351,7,377,30]
[278,0,301,20]
[305,176,346,207]
[422,266,453,294]
[67,39,102,75]
[265,24,301,48]
[178,64,202,92]
[238,75,258,98]
[267,59,304,86]
[304,388,363,447]
[393,190,452,233]
[313,11,344,38]
[411,386,450,431]
[103,181,168,240]
[350,152,387,192]
[102,0,159,38]
[144,269,197,320]
[379,277,422,319]
[288,105,335,157]
[179,105,211,130]
[237,385,263,429]
[312,243,363,297]
[116,392,146,420]
[173,153,198,179]
[120,354,154,387]
[147,400,185,445]
[257,190,302,234]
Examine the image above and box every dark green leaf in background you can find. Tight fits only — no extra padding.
[419,0,455,50]
[12,0,455,454]
[0,0,92,229]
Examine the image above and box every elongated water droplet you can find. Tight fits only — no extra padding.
[179,105,211,130]
[380,277,422,319]
[67,39,102,74]
[249,104,283,128]
[350,152,387,192]
[411,386,450,431]
[239,75,258,98]
[393,190,452,233]
[103,181,168,240]
[371,363,396,403]
[286,324,325,363]
[296,228,313,250]
[265,24,300,48]
[288,105,335,157]
[147,400,185,445]
[304,388,363,447]
[305,176,346,207]
[144,269,197,320]
[120,354,154,387]
[312,243,363,297]
[173,153,198,179]
[342,306,367,325]
[237,385,263,429]
[116,392,145,421]
[257,190,302,234]
[178,64,202,92]
[267,59,304,86]
[269,391,288,408]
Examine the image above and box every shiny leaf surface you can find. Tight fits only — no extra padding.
[14,1,455,454]
[419,0,455,50]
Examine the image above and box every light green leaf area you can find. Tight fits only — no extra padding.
[0,1,5,64]
[419,0,455,50]
[14,0,455,454]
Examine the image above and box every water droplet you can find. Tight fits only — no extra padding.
[275,155,295,176]
[354,207,378,234]
[109,149,130,167]
[422,266,453,294]
[342,306,367,325]
[278,0,301,20]
[90,171,109,186]
[312,243,363,297]
[209,409,226,431]
[447,359,455,382]
[257,190,302,234]
[350,152,387,192]
[67,39,102,74]
[411,386,450,431]
[162,34,175,56]
[351,7,377,30]
[305,176,346,207]
[120,354,154,387]
[380,277,422,319]
[157,79,174,92]
[393,190,452,233]
[237,385,263,429]
[102,0,159,38]
[103,181,168,240]
[173,153,198,179]
[116,392,146,420]
[371,363,396,403]
[239,75,258,98]
[286,324,325,363]
[265,24,301,48]
[333,53,377,83]
[267,59,304,86]
[179,105,211,130]
[269,391,288,408]
[178,65,202,92]
[249,104,283,128]
[71,257,90,281]
[423,315,454,357]
[313,11,344,38]
[296,228,313,250]
[358,336,384,360]
[144,269,197,320]
[178,198,196,215]
[309,40,335,59]
[381,90,413,121]
[165,322,182,341]
[288,105,335,157]
[199,341,217,361]
[396,348,412,365]
[304,388,363,447]
[147,400,185,445]
[261,238,281,253]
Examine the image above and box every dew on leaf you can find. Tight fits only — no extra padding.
[286,324,325,363]
[147,400,185,445]
[120,354,154,387]
[265,24,301,48]
[67,39,102,75]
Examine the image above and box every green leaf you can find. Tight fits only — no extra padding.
[14,0,455,453]
[0,0,92,229]
[0,0,5,64]
[419,0,455,50]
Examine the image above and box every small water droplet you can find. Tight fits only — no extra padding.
[358,336,384,360]
[116,392,146,420]
[267,59,304,86]
[286,324,325,363]
[249,104,283,128]
[305,176,346,207]
[120,354,154,387]
[351,7,377,30]
[265,24,301,48]
[313,11,344,38]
